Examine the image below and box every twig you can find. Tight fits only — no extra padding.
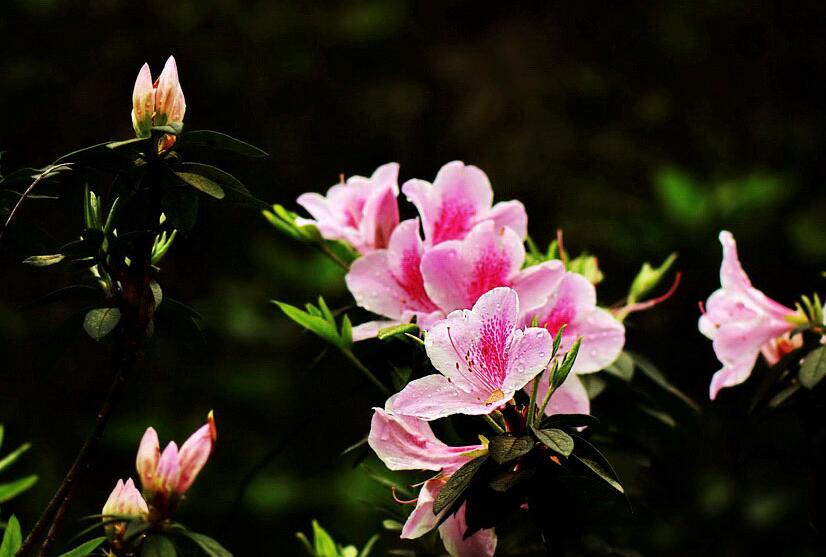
[0,164,72,243]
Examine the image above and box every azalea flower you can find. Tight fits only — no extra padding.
[392,287,553,420]
[368,400,496,557]
[403,161,527,245]
[346,220,563,340]
[136,412,217,507]
[699,231,798,399]
[131,56,186,147]
[522,271,625,375]
[296,163,400,255]
[101,478,148,541]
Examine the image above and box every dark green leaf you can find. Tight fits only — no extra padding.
[83,307,122,340]
[800,346,826,390]
[540,413,599,429]
[0,515,21,557]
[177,130,269,158]
[162,188,200,234]
[552,338,581,388]
[56,537,106,557]
[489,435,534,464]
[575,455,624,493]
[0,442,30,473]
[173,163,262,206]
[22,254,65,266]
[488,469,535,493]
[433,456,487,516]
[142,534,177,557]
[627,351,700,412]
[533,428,574,457]
[174,171,225,199]
[185,532,233,557]
[769,383,801,408]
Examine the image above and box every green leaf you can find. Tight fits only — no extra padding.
[800,346,826,390]
[357,535,378,557]
[0,475,38,503]
[312,521,337,556]
[488,469,534,493]
[186,532,232,557]
[433,456,487,515]
[552,338,581,388]
[769,383,801,408]
[83,307,122,341]
[575,455,624,493]
[142,534,177,557]
[56,537,106,557]
[106,137,151,151]
[22,254,65,266]
[540,413,599,429]
[177,130,269,158]
[0,515,21,557]
[174,163,260,205]
[0,442,30,473]
[567,253,604,284]
[604,351,634,381]
[150,282,163,308]
[489,435,534,464]
[533,428,574,457]
[162,188,199,234]
[174,171,225,200]
[339,314,353,346]
[275,301,342,348]
[377,323,419,340]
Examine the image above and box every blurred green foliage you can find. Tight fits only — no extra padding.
[2,1,826,556]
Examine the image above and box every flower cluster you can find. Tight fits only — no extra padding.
[293,161,632,556]
[101,413,216,549]
[131,55,186,151]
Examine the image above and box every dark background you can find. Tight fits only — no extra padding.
[2,1,826,556]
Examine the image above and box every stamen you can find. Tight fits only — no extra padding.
[391,486,418,505]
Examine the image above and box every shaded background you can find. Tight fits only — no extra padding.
[2,1,826,555]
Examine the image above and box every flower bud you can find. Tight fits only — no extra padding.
[135,427,160,489]
[129,55,186,145]
[101,478,148,541]
[155,442,182,496]
[177,410,217,494]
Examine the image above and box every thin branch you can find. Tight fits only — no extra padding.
[0,164,72,243]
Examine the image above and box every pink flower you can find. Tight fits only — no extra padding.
[533,373,591,417]
[368,401,496,557]
[403,161,527,245]
[346,220,564,340]
[392,287,553,420]
[136,412,217,504]
[522,272,625,375]
[699,231,797,399]
[101,478,149,541]
[296,163,400,255]
[131,56,186,140]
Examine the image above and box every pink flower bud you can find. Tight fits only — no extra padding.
[135,427,160,490]
[129,55,186,141]
[177,411,217,495]
[101,478,148,540]
[155,442,182,495]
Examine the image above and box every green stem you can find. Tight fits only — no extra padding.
[483,414,505,434]
[527,376,540,428]
[341,349,390,396]
[317,242,350,271]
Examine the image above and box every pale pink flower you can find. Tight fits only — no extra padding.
[136,412,217,501]
[346,220,563,340]
[101,478,149,541]
[297,163,400,255]
[131,56,186,139]
[522,272,625,375]
[403,161,527,245]
[368,401,496,557]
[392,287,553,420]
[699,231,797,399]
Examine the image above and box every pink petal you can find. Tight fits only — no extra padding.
[385,219,439,313]
[501,326,553,393]
[510,260,566,318]
[131,63,154,135]
[538,373,591,416]
[403,161,493,245]
[709,357,757,400]
[422,221,524,313]
[352,320,403,342]
[368,407,482,472]
[176,414,216,495]
[154,56,183,125]
[486,199,528,240]
[438,504,498,557]
[136,427,160,490]
[156,442,181,495]
[401,479,444,539]
[360,182,399,251]
[346,251,411,322]
[391,374,495,420]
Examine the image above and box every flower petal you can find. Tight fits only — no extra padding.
[155,56,184,125]
[537,373,591,416]
[438,504,498,557]
[176,413,216,495]
[136,427,160,490]
[391,375,494,420]
[401,479,444,539]
[510,260,565,317]
[501,326,553,393]
[486,199,528,240]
